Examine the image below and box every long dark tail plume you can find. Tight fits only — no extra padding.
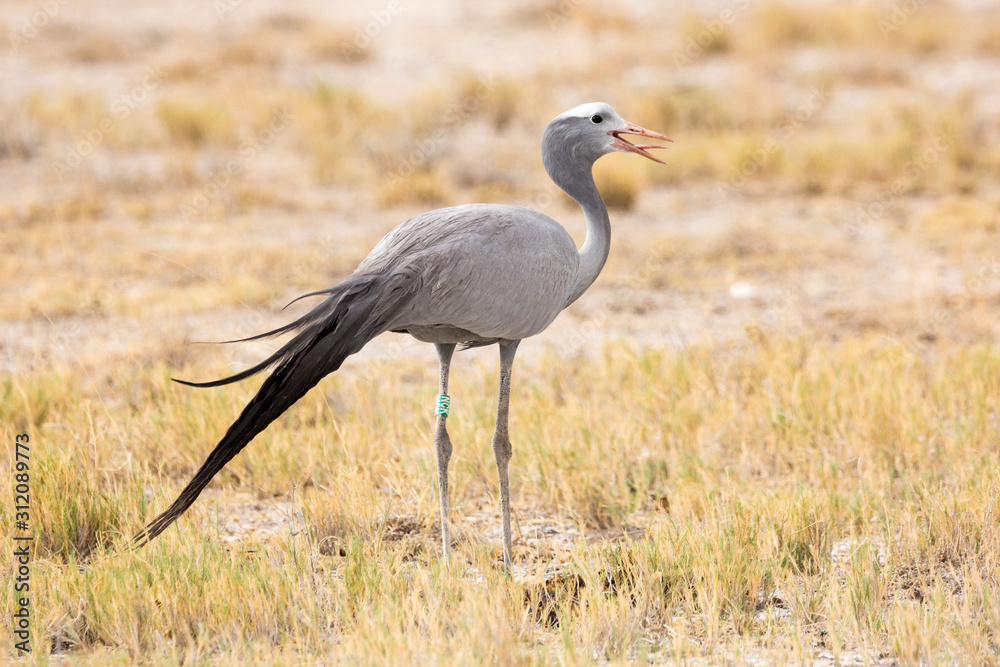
[178,277,384,385]
[133,269,419,547]
[205,285,349,347]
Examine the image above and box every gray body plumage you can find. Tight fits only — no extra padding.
[134,103,669,566]
[368,204,579,343]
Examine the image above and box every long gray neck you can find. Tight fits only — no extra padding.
[543,142,610,307]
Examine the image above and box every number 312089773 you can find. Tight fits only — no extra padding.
[14,433,30,522]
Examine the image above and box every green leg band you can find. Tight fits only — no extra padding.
[435,393,451,417]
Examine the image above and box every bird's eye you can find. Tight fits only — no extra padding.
[591,114,603,124]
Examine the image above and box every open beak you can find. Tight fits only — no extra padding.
[610,121,673,164]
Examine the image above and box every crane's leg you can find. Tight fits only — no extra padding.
[492,340,520,571]
[433,343,457,560]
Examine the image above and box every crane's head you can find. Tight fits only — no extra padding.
[542,102,672,169]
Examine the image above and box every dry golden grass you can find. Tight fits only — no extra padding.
[675,10,733,54]
[2,337,999,663]
[734,1,1000,56]
[908,196,1000,261]
[294,84,385,183]
[742,2,882,49]
[512,1,633,33]
[593,157,646,211]
[304,24,373,64]
[602,220,850,294]
[376,167,454,208]
[156,98,235,147]
[0,211,367,321]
